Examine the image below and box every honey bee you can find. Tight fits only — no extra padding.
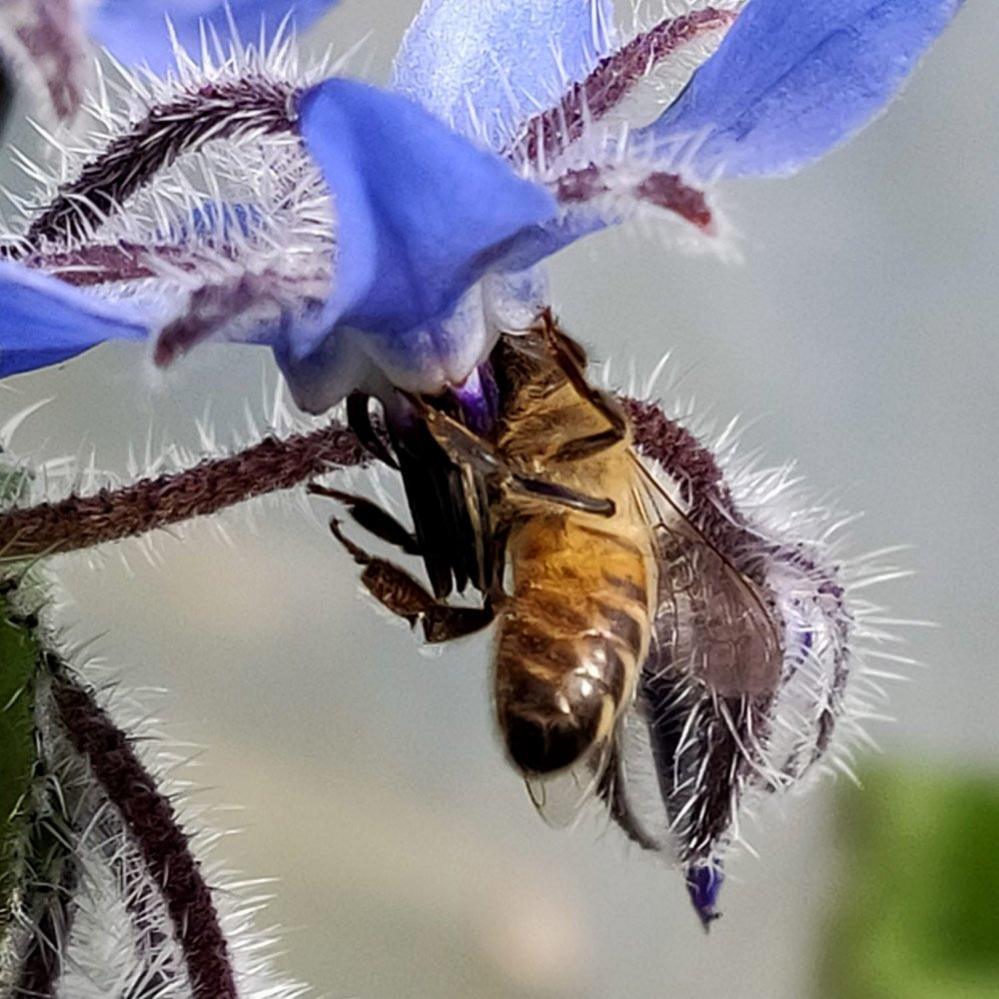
[313,312,783,917]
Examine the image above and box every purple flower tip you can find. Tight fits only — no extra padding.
[686,863,724,931]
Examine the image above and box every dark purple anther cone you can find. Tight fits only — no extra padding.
[686,863,724,931]
[451,362,500,437]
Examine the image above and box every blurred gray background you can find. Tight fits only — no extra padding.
[2,2,996,997]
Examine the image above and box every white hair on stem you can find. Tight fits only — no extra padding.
[580,355,912,879]
[2,608,312,998]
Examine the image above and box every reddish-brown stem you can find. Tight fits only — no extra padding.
[51,672,235,999]
[17,77,297,251]
[507,7,736,166]
[0,421,367,561]
[21,242,202,286]
[625,396,755,570]
[15,813,79,999]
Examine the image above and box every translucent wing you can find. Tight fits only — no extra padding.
[634,460,782,700]
[605,460,784,872]
[525,738,611,831]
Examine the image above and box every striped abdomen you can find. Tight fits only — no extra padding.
[495,511,654,777]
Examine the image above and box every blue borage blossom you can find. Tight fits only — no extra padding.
[0,0,962,410]
[0,0,338,123]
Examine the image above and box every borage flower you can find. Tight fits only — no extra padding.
[614,392,899,927]
[0,0,963,410]
[0,1,339,130]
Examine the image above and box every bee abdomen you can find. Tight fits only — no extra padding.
[495,602,644,777]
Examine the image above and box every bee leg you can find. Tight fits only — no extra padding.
[328,519,493,642]
[509,476,616,517]
[309,483,422,557]
[346,391,399,469]
[409,400,506,477]
[421,600,494,644]
[411,402,616,517]
[550,427,624,463]
[597,746,662,853]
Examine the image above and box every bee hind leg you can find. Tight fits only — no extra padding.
[597,746,662,853]
[328,519,493,643]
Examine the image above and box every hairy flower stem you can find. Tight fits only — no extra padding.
[17,77,297,250]
[15,806,80,999]
[0,421,366,561]
[625,397,754,569]
[507,7,736,166]
[0,400,753,565]
[51,669,235,999]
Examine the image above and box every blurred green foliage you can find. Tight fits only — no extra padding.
[0,462,40,942]
[0,606,39,941]
[822,765,999,999]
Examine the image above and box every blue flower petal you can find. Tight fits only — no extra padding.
[89,0,340,73]
[392,0,615,146]
[647,0,963,178]
[0,263,150,377]
[295,78,556,389]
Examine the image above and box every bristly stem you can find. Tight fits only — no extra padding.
[624,397,756,572]
[0,421,367,561]
[21,242,199,286]
[15,802,80,998]
[507,7,736,166]
[17,77,297,251]
[51,670,235,999]
[0,400,745,565]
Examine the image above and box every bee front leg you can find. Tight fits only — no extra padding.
[346,391,399,469]
[328,519,493,643]
[309,483,421,556]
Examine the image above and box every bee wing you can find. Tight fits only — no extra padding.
[592,458,785,867]
[633,458,782,699]
[525,737,614,831]
[523,717,682,854]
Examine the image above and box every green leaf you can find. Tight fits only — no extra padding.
[823,764,999,999]
[0,607,40,942]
